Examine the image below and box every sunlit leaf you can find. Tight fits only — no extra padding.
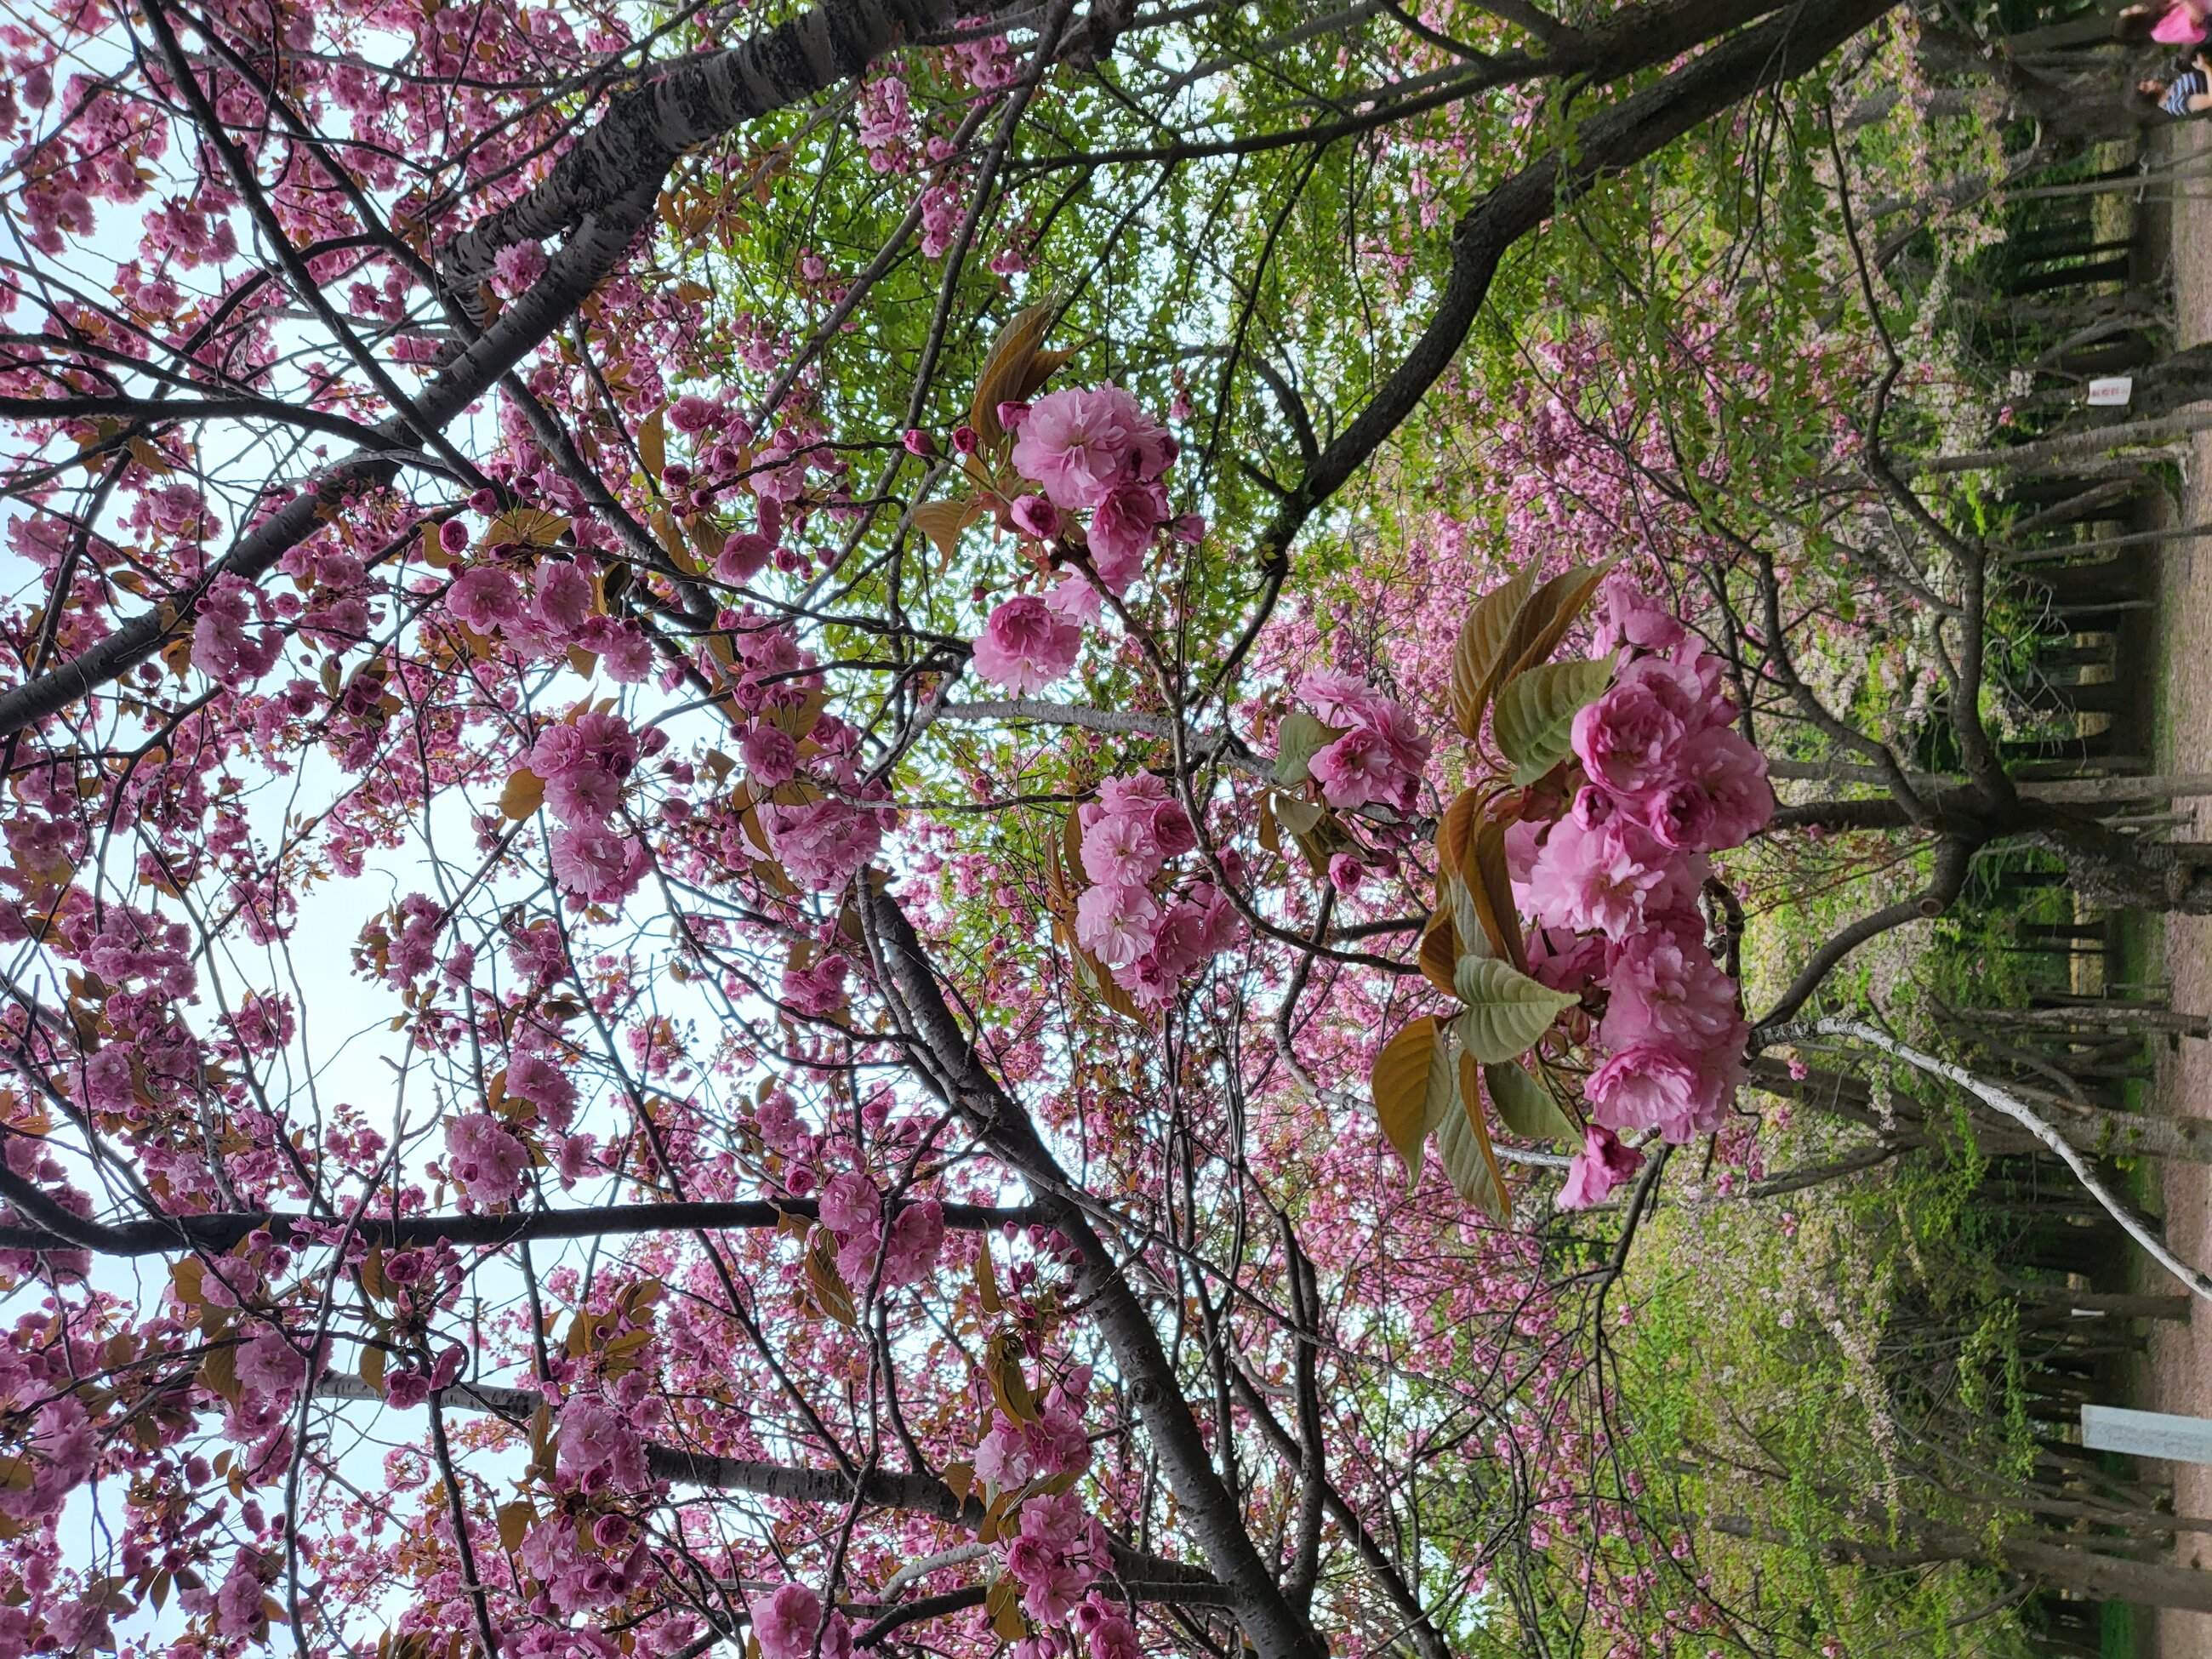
[1495,561,1616,693]
[1274,711,1347,785]
[914,495,983,567]
[970,300,1057,445]
[484,509,569,550]
[1370,1015,1440,1177]
[499,767,545,820]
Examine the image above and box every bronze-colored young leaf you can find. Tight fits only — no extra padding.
[1370,1015,1441,1177]
[987,1332,1040,1423]
[637,408,666,480]
[1461,815,1525,971]
[1433,1051,1508,1221]
[1495,560,1616,692]
[497,1501,534,1554]
[1451,956,1577,1063]
[970,301,1057,445]
[974,1240,1003,1316]
[485,508,569,550]
[1417,909,1461,999]
[1485,1060,1578,1143]
[1434,787,1481,896]
[806,1231,858,1326]
[1450,563,1538,739]
[1495,658,1614,784]
[914,495,983,565]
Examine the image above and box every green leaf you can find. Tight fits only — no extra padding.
[1270,790,1325,836]
[1275,712,1348,785]
[1495,658,1613,783]
[1433,1051,1508,1220]
[1485,1061,1578,1143]
[1452,956,1577,1063]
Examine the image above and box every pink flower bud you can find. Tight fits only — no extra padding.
[951,425,980,455]
[902,429,934,458]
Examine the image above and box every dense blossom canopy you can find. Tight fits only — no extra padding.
[0,0,2019,1653]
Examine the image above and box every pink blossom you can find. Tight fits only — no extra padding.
[783,951,849,1016]
[818,1171,880,1238]
[1599,930,1741,1050]
[1012,385,1154,510]
[1584,1044,1732,1143]
[556,1395,648,1492]
[1524,815,1696,941]
[447,566,523,632]
[881,1200,944,1286]
[1684,724,1775,848]
[534,559,594,635]
[1086,482,1165,593]
[1074,883,1159,967]
[507,1051,579,1132]
[715,532,774,585]
[212,1556,266,1638]
[1297,669,1393,730]
[1308,726,1401,812]
[237,1328,306,1402]
[1297,678,1430,812]
[492,240,547,295]
[550,824,647,906]
[1041,570,1103,624]
[763,798,883,892]
[1080,810,1164,889]
[445,1112,525,1207]
[1010,494,1058,539]
[1557,1125,1645,1210]
[544,765,619,826]
[191,573,282,685]
[972,595,1080,693]
[741,721,799,788]
[1593,571,1687,654]
[755,1583,822,1659]
[669,395,721,433]
[1571,679,1685,800]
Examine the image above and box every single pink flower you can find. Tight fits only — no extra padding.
[972,594,1080,692]
[1557,1125,1645,1210]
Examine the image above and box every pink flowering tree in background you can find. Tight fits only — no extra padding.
[22,0,2188,1653]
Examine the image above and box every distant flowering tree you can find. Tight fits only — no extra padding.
[0,0,1945,1657]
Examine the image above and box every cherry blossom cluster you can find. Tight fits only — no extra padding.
[1295,670,1431,818]
[530,709,659,908]
[968,384,1201,694]
[442,547,655,682]
[1510,576,1775,1206]
[817,1171,948,1289]
[1069,775,1242,1006]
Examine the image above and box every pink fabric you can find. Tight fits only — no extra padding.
[2154,4,2204,46]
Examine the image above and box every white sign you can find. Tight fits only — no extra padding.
[2086,375,2135,408]
[2082,1404,2212,1464]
